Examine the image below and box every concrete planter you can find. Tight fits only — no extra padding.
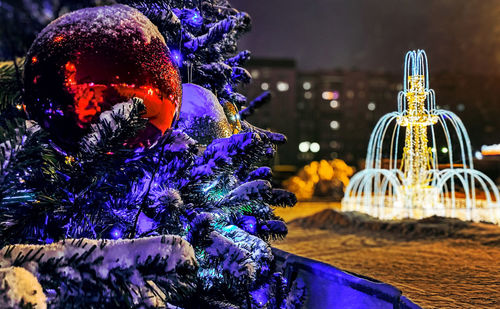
[273,248,420,308]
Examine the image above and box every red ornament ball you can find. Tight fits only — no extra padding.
[24,4,182,149]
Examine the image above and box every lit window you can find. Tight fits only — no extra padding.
[298,141,310,153]
[329,141,340,149]
[322,91,339,100]
[368,102,376,111]
[261,82,269,90]
[303,81,312,90]
[304,91,312,99]
[330,120,340,130]
[277,81,289,92]
[310,142,320,153]
[251,70,260,79]
[330,100,339,109]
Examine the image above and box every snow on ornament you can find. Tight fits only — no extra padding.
[24,4,182,150]
[177,83,233,145]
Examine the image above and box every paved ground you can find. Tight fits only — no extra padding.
[272,202,500,308]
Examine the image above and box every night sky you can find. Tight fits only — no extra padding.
[231,0,500,74]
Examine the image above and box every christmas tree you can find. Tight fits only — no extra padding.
[0,1,305,308]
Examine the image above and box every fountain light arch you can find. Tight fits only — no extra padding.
[342,50,500,224]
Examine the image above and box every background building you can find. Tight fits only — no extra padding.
[240,58,500,181]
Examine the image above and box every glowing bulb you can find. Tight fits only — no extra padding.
[303,81,312,90]
[475,151,483,160]
[368,102,376,111]
[171,49,182,67]
[441,147,448,154]
[261,82,269,91]
[111,228,122,239]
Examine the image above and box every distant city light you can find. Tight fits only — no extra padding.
[277,81,289,92]
[329,141,340,149]
[441,147,448,154]
[481,143,500,156]
[298,141,310,153]
[304,91,312,99]
[310,142,320,153]
[261,82,269,90]
[322,91,333,100]
[330,100,339,109]
[368,102,376,111]
[302,81,312,90]
[322,91,339,100]
[475,151,483,160]
[330,120,340,130]
[251,69,260,79]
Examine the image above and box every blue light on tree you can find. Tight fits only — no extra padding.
[110,228,122,239]
[171,49,183,67]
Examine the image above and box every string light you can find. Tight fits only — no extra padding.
[171,49,182,67]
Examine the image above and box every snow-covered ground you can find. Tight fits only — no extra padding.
[273,202,500,308]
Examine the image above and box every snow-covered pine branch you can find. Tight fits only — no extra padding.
[0,235,197,307]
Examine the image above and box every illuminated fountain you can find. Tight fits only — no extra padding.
[342,50,500,223]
